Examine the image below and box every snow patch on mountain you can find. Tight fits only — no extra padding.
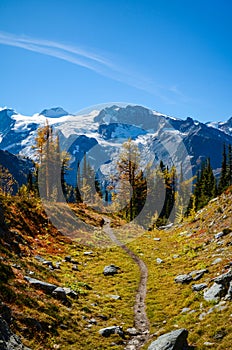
[39,107,70,118]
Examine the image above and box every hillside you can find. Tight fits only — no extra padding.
[0,187,231,349]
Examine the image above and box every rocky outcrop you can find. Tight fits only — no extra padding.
[174,274,193,284]
[147,328,190,350]
[192,283,207,292]
[24,276,57,293]
[0,316,31,350]
[24,276,78,301]
[203,283,226,302]
[175,269,208,285]
[203,269,232,302]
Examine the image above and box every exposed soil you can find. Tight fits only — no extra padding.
[103,218,150,350]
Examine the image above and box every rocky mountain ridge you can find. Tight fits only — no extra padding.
[1,105,232,186]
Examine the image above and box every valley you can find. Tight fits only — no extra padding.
[0,185,232,349]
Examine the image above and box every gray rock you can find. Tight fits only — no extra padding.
[181,308,191,313]
[192,283,207,291]
[55,262,61,269]
[154,238,161,241]
[99,326,124,338]
[147,328,189,350]
[156,258,164,264]
[52,287,67,301]
[214,232,224,239]
[0,316,31,349]
[189,269,208,281]
[215,228,231,239]
[34,255,46,263]
[62,287,79,299]
[84,251,94,256]
[213,269,232,285]
[211,258,222,265]
[203,283,226,301]
[24,276,57,293]
[89,318,97,325]
[107,294,121,300]
[225,281,232,300]
[103,264,120,276]
[174,274,193,284]
[127,327,139,335]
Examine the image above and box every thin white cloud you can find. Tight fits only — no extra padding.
[0,31,185,104]
[0,31,108,71]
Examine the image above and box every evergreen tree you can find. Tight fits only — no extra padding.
[218,144,228,194]
[193,158,216,211]
[227,144,232,186]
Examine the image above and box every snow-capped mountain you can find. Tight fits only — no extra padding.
[0,104,232,185]
[206,117,232,136]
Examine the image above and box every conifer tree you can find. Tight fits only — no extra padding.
[227,144,232,186]
[193,158,216,211]
[218,144,228,194]
[35,122,70,201]
[116,139,145,221]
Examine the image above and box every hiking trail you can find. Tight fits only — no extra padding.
[103,218,150,350]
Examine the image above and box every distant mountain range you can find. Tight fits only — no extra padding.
[0,105,232,185]
[0,149,34,192]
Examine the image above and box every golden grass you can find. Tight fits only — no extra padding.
[0,190,232,349]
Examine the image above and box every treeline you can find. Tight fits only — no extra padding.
[0,123,232,228]
[192,144,232,211]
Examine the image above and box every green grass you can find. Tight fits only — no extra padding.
[0,190,232,349]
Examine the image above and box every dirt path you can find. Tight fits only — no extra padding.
[103,218,150,350]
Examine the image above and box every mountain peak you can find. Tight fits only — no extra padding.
[39,107,70,118]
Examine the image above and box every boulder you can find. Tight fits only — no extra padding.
[103,265,120,276]
[62,287,79,299]
[24,276,57,293]
[52,287,67,302]
[192,283,207,291]
[99,326,124,338]
[213,269,232,285]
[174,274,192,284]
[203,283,226,302]
[0,316,31,349]
[147,328,189,350]
[189,269,208,281]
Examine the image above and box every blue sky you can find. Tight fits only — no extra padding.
[0,0,232,122]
